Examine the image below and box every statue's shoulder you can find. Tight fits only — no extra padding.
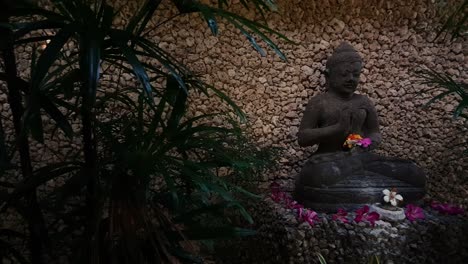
[354,94,375,106]
[305,93,327,107]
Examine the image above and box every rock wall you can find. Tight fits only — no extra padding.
[2,0,467,206]
[149,0,467,206]
[214,198,468,264]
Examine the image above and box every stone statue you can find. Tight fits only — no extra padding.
[294,42,426,211]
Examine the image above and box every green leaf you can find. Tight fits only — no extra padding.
[114,39,154,102]
[12,20,65,40]
[133,37,189,94]
[187,79,246,121]
[224,17,266,57]
[172,0,197,13]
[54,0,85,22]
[416,68,467,119]
[167,77,188,132]
[53,68,81,99]
[126,0,162,36]
[79,34,102,109]
[31,25,73,91]
[453,98,468,118]
[39,93,74,138]
[369,255,381,264]
[317,253,327,264]
[22,97,45,143]
[1,162,81,208]
[7,6,66,21]
[232,185,261,199]
[198,6,218,36]
[199,4,294,60]
[423,90,453,108]
[98,3,115,34]
[434,0,468,41]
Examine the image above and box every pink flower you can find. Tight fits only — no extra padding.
[298,208,319,226]
[357,138,372,148]
[355,205,370,216]
[271,191,286,203]
[405,204,425,222]
[431,201,465,215]
[365,212,380,226]
[354,205,380,227]
[285,199,304,210]
[332,208,349,223]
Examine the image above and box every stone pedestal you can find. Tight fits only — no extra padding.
[295,171,425,212]
[294,152,426,212]
[215,198,468,264]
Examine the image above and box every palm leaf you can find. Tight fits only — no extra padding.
[416,68,467,119]
[0,162,81,208]
[11,20,65,40]
[126,0,162,37]
[79,35,102,109]
[434,0,468,41]
[110,36,155,101]
[31,25,73,90]
[317,253,327,264]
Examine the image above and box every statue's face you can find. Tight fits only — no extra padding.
[327,61,362,97]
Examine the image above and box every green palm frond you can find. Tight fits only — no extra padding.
[416,68,468,119]
[434,0,468,41]
[2,0,284,262]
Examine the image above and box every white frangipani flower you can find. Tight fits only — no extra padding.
[382,188,403,206]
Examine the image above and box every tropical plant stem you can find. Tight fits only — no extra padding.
[0,24,46,264]
[81,99,100,260]
[0,115,7,167]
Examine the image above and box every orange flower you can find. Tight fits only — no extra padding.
[347,134,362,141]
[343,134,364,150]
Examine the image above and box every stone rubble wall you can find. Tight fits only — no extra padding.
[214,198,468,264]
[1,0,466,206]
[151,0,467,206]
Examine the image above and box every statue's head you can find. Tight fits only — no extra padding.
[325,42,363,98]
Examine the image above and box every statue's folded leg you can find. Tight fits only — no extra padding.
[297,156,357,187]
[294,152,426,211]
[362,153,426,188]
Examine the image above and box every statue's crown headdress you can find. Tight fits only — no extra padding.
[326,42,362,70]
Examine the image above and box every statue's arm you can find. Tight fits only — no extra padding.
[297,98,342,147]
[363,98,382,149]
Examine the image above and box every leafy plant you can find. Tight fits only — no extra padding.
[0,0,287,263]
[434,0,467,41]
[417,68,467,120]
[416,68,468,155]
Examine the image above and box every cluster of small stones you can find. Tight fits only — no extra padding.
[0,0,466,262]
[133,0,468,205]
[214,198,468,264]
[1,0,466,217]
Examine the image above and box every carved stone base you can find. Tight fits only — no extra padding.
[295,172,425,212]
[214,198,468,264]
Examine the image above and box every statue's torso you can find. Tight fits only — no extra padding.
[313,93,373,153]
